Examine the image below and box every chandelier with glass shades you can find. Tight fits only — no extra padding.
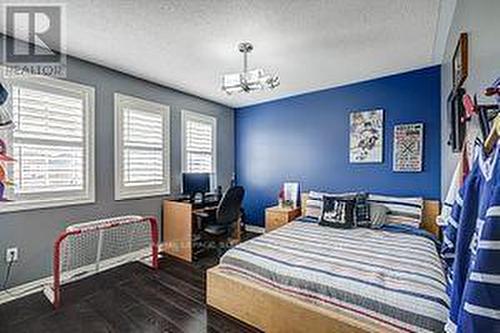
[222,42,280,95]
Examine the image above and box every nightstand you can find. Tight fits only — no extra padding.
[265,206,301,232]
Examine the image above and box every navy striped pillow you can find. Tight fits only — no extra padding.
[367,194,423,229]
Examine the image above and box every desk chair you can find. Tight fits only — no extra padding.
[193,186,245,258]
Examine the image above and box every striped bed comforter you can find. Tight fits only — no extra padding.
[219,220,449,332]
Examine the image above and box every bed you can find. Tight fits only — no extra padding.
[206,197,447,333]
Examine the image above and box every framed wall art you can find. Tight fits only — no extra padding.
[448,88,466,152]
[393,123,424,172]
[283,182,300,208]
[349,109,384,163]
[452,33,468,90]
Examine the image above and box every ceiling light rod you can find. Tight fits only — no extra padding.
[221,41,280,95]
[239,42,253,74]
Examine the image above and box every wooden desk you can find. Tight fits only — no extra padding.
[162,199,240,262]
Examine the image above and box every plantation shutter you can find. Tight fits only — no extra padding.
[114,93,170,200]
[184,112,216,173]
[122,107,164,187]
[12,85,86,194]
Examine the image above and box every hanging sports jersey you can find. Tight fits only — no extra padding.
[458,143,500,332]
[445,158,482,332]
[445,142,500,333]
[441,142,480,286]
[441,146,469,241]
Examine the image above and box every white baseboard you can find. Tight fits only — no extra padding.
[0,275,53,305]
[245,225,265,234]
[0,249,160,305]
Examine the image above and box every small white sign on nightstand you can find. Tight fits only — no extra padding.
[283,182,299,208]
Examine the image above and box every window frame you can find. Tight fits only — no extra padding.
[181,110,217,177]
[0,75,95,213]
[114,93,170,200]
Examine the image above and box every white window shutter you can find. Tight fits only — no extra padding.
[115,94,170,200]
[0,76,95,213]
[12,86,85,194]
[123,107,164,187]
[182,111,216,174]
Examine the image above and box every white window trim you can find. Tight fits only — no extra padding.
[114,93,170,200]
[181,110,217,184]
[0,75,96,213]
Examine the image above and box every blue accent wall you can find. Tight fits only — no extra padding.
[235,66,441,226]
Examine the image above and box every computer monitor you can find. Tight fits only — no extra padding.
[182,172,211,197]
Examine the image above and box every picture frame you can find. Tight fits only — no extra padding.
[349,109,384,163]
[393,123,424,172]
[283,182,300,208]
[448,88,466,152]
[452,33,468,90]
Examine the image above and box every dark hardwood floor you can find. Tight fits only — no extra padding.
[0,233,261,333]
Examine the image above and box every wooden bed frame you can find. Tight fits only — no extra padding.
[207,195,440,333]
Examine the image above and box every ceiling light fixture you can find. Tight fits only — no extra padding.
[222,42,279,95]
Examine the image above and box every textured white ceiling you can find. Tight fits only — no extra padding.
[0,0,441,108]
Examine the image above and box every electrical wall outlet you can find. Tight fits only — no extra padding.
[6,247,18,263]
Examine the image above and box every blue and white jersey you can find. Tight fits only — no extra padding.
[441,185,464,279]
[441,142,481,290]
[441,188,462,301]
[445,143,500,333]
[445,159,482,332]
[457,144,500,332]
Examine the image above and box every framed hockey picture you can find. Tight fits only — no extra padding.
[349,109,384,163]
[452,33,468,90]
[393,123,424,172]
[448,88,467,152]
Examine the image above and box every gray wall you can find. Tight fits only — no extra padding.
[0,36,234,288]
[441,0,500,199]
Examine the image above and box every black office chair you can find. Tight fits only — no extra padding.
[194,186,245,257]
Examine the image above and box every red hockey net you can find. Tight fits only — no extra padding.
[44,215,159,308]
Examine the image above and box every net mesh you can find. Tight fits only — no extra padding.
[59,215,154,282]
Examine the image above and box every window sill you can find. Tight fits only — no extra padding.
[0,196,95,214]
[115,190,170,201]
